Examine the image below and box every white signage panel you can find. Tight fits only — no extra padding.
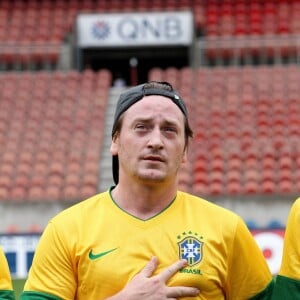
[77,11,194,47]
[0,234,40,279]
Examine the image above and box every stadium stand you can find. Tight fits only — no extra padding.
[1,0,300,232]
[0,69,112,205]
[203,0,300,65]
[0,0,205,70]
[0,0,298,69]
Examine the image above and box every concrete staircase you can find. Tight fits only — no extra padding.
[99,87,126,191]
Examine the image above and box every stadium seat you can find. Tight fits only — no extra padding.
[5,224,20,233]
[279,180,294,194]
[27,223,42,233]
[227,181,242,195]
[266,219,282,229]
[62,185,80,202]
[261,180,277,194]
[45,186,62,202]
[243,181,260,195]
[208,182,224,195]
[246,219,259,230]
[0,187,9,201]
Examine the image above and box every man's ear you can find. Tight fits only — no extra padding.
[182,148,188,163]
[110,134,118,156]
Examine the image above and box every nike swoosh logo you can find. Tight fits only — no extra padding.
[89,248,118,260]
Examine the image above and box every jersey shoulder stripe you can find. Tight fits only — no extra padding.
[20,291,61,300]
[272,275,300,300]
[248,279,274,300]
[0,290,15,300]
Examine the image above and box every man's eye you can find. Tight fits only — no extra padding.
[136,124,147,130]
[164,127,176,132]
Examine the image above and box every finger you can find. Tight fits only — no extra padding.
[139,256,159,278]
[167,286,200,298]
[159,259,188,282]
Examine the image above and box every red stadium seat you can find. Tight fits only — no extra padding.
[227,181,242,195]
[10,186,27,202]
[261,180,277,194]
[279,180,294,194]
[62,185,80,202]
[27,223,42,233]
[45,186,62,202]
[208,182,224,195]
[5,224,20,234]
[0,187,9,201]
[243,181,260,195]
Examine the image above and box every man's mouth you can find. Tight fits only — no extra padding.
[143,155,164,162]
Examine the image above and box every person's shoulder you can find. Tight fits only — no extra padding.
[292,197,300,209]
[178,191,239,219]
[178,191,244,235]
[288,197,300,222]
[51,190,110,223]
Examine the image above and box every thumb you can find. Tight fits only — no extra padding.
[140,256,159,278]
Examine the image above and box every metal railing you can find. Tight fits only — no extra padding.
[0,42,69,71]
[194,34,300,67]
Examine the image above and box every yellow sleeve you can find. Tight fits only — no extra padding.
[0,246,13,291]
[23,221,77,300]
[226,217,273,300]
[279,198,300,278]
[0,246,15,300]
[272,198,300,299]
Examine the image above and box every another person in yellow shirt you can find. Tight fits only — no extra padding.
[0,246,15,300]
[272,198,300,299]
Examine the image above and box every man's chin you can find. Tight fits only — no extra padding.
[138,171,166,183]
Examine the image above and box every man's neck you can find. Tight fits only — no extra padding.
[111,181,177,220]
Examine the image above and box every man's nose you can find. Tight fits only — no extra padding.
[147,128,163,148]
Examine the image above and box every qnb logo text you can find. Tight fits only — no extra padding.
[117,17,183,41]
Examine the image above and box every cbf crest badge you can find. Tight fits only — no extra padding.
[177,233,203,267]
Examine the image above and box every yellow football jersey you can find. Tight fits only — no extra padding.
[0,246,15,300]
[22,189,273,300]
[272,198,300,299]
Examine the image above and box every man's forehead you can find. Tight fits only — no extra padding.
[123,96,185,124]
[126,95,183,111]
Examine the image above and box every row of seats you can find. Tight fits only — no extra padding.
[205,1,300,36]
[4,223,42,234]
[1,0,300,66]
[149,64,300,196]
[0,0,202,38]
[0,68,112,202]
[3,0,298,39]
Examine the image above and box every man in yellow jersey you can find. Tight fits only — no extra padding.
[0,246,15,300]
[272,198,300,299]
[21,81,274,299]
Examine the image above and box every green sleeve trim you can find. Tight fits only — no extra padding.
[20,291,61,300]
[248,279,275,300]
[0,290,15,300]
[272,275,300,300]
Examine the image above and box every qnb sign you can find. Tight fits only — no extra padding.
[77,11,193,48]
[118,17,184,41]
